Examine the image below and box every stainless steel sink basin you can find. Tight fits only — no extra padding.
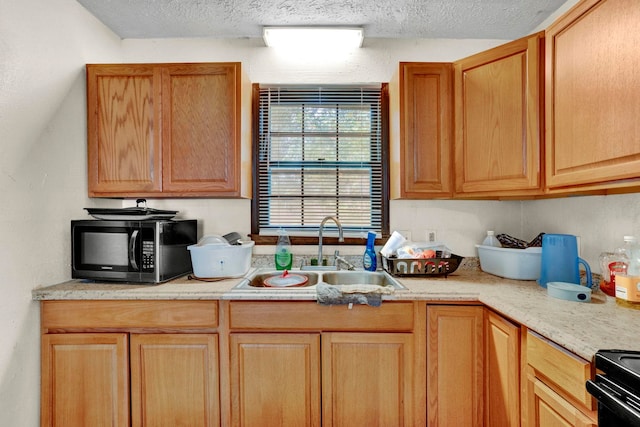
[321,271,403,288]
[232,269,405,291]
[244,270,320,288]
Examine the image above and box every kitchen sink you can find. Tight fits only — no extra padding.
[243,270,320,288]
[321,271,401,288]
[231,269,406,291]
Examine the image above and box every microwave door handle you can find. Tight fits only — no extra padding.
[129,230,139,270]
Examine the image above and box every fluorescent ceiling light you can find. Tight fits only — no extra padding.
[263,27,364,49]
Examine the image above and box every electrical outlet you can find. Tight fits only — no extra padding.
[426,230,437,242]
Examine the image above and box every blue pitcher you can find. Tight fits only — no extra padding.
[538,234,592,288]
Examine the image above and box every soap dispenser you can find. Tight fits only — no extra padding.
[275,228,293,270]
[363,231,377,272]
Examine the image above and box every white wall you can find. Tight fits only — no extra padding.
[0,0,121,424]
[2,0,638,424]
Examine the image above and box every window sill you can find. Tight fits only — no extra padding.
[249,234,386,246]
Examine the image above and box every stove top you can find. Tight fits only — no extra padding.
[596,350,640,393]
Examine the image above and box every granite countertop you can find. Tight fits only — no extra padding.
[32,269,640,361]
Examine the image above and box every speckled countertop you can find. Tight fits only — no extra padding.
[32,268,640,362]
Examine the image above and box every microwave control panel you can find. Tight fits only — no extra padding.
[142,240,155,270]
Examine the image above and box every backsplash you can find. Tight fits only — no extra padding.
[251,254,481,271]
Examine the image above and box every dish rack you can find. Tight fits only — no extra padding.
[380,252,463,277]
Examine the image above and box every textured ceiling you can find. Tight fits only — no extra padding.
[76,0,567,40]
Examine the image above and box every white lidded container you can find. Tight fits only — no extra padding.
[188,235,254,278]
[476,244,542,280]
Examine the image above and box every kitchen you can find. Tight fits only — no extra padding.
[2,0,640,425]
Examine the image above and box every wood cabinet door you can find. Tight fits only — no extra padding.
[41,333,129,427]
[427,305,484,427]
[87,64,162,196]
[524,371,596,427]
[229,333,321,427]
[399,62,453,198]
[161,63,241,196]
[130,334,220,427]
[545,0,640,192]
[322,332,415,426]
[454,33,543,197]
[485,310,520,427]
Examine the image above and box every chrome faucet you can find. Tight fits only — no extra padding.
[334,250,356,271]
[318,216,344,266]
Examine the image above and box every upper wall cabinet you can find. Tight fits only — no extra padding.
[87,63,243,198]
[545,0,640,193]
[454,32,544,198]
[399,63,454,198]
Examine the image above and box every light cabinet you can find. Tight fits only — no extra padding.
[485,309,521,427]
[454,32,544,197]
[399,62,454,198]
[321,332,415,426]
[226,301,422,426]
[41,333,129,426]
[545,0,640,193]
[87,62,243,198]
[521,329,596,427]
[426,304,484,426]
[229,333,321,427]
[40,300,220,427]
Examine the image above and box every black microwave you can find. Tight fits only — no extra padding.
[71,219,197,283]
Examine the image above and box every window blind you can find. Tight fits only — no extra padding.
[256,85,385,236]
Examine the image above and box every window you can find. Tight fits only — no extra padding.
[252,84,389,239]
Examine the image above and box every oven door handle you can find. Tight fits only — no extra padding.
[587,377,640,426]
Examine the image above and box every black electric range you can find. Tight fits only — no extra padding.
[586,350,640,426]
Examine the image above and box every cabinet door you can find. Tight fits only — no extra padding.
[322,332,415,426]
[87,64,162,196]
[546,0,640,192]
[130,334,220,427]
[485,310,520,427]
[454,33,543,197]
[525,371,596,427]
[229,333,321,427]
[427,305,484,427]
[162,63,241,196]
[399,62,453,198]
[41,333,129,427]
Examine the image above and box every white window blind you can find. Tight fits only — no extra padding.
[256,85,386,236]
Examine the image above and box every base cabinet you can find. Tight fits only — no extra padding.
[485,310,521,427]
[525,371,597,427]
[229,333,321,427]
[40,300,220,427]
[130,334,220,427]
[322,332,414,426]
[227,301,421,426]
[522,329,597,427]
[426,305,484,426]
[41,333,129,426]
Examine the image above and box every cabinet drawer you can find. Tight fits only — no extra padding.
[229,301,414,331]
[525,330,593,409]
[42,300,218,331]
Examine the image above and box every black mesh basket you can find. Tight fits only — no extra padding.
[381,252,463,277]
